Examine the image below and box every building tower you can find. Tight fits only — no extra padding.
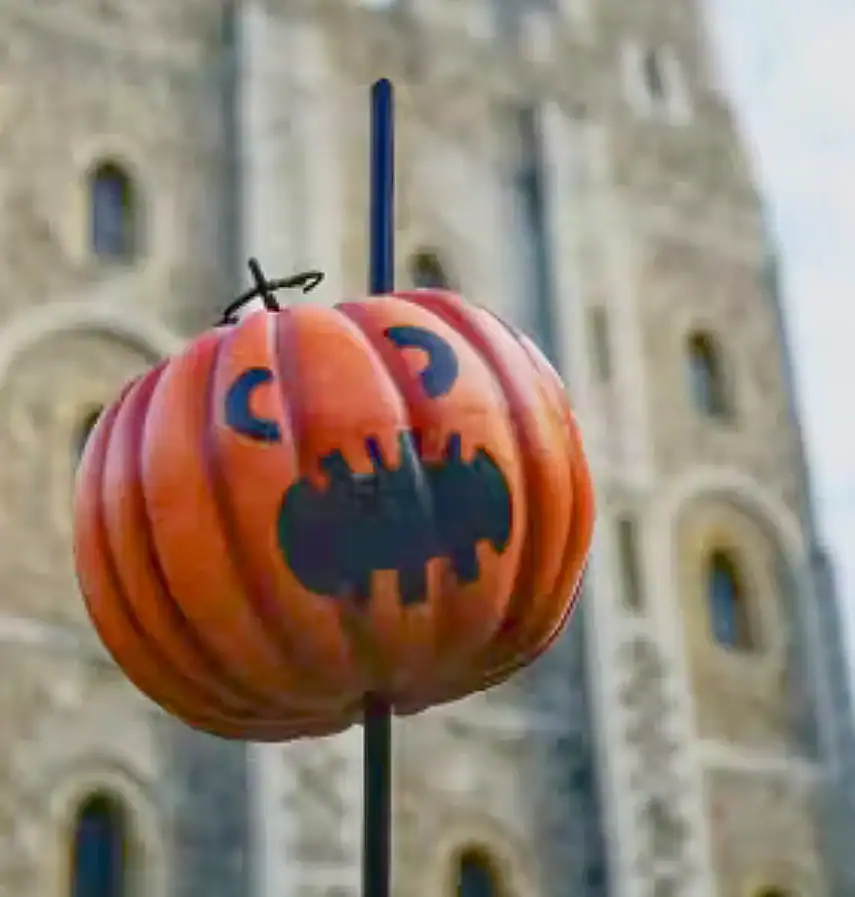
[0,2,852,897]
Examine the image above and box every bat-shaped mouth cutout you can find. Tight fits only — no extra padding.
[221,260,514,606]
[277,431,513,607]
[216,258,325,327]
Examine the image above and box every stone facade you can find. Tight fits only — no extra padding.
[0,2,852,897]
[674,497,799,750]
[705,769,827,897]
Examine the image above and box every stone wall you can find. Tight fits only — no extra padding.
[674,497,795,750]
[705,769,826,896]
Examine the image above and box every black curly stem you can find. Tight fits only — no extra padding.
[216,258,324,325]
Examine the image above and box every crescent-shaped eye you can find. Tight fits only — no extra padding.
[383,325,459,398]
[225,367,281,442]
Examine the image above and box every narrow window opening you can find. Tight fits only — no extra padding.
[687,331,729,419]
[617,515,644,610]
[589,307,612,382]
[643,49,665,100]
[457,849,499,897]
[410,250,451,289]
[707,551,754,651]
[89,161,139,262]
[70,793,127,897]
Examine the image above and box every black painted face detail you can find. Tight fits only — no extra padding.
[225,367,281,442]
[277,432,512,606]
[223,325,458,445]
[382,325,458,398]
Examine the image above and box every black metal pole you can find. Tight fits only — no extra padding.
[362,77,395,897]
[362,694,392,897]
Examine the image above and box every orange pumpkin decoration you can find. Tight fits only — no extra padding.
[73,289,594,741]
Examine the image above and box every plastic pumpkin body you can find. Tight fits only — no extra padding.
[73,289,594,741]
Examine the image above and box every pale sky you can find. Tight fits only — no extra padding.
[708,0,855,673]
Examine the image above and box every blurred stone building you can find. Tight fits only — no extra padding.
[0,1,853,897]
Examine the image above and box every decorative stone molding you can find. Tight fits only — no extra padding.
[421,809,540,897]
[0,294,183,389]
[618,636,694,888]
[0,650,165,897]
[45,761,167,897]
[653,469,805,564]
[66,134,166,272]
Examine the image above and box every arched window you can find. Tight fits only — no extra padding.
[409,250,451,289]
[74,407,103,464]
[71,793,127,897]
[686,331,729,418]
[89,162,138,262]
[457,849,498,897]
[707,551,753,650]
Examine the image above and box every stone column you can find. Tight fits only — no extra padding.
[237,8,342,302]
[286,23,344,302]
[235,3,303,285]
[249,729,364,897]
[536,99,624,897]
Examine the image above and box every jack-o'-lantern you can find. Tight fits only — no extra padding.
[73,270,594,741]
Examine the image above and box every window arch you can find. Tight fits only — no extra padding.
[706,551,754,650]
[686,331,729,418]
[89,161,139,262]
[409,249,452,289]
[71,792,127,897]
[456,848,500,897]
[74,406,103,464]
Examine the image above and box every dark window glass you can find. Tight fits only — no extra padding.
[589,307,612,381]
[617,515,644,609]
[410,250,451,289]
[707,552,753,650]
[90,163,137,261]
[71,794,126,897]
[457,850,497,897]
[644,49,665,98]
[687,332,728,418]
